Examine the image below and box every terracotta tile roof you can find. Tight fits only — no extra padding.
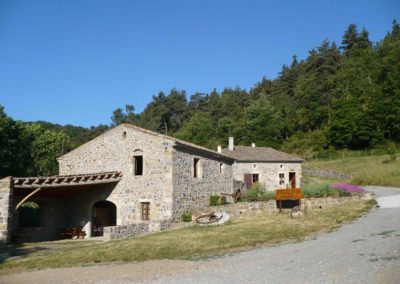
[12,171,122,189]
[221,146,304,163]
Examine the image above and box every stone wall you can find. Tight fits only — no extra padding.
[103,222,150,241]
[190,194,371,220]
[0,177,13,245]
[103,220,172,241]
[58,124,175,230]
[172,148,234,221]
[233,162,302,191]
[58,124,234,232]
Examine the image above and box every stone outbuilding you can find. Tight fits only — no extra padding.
[220,137,303,192]
[0,124,234,244]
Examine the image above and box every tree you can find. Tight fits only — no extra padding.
[174,112,217,148]
[0,105,20,177]
[111,104,139,126]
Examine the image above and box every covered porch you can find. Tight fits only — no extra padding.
[4,171,122,243]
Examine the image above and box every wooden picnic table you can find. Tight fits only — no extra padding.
[59,228,86,239]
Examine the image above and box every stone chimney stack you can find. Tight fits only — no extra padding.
[228,137,234,151]
[251,142,256,148]
[217,145,222,153]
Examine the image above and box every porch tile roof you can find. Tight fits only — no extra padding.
[12,171,122,189]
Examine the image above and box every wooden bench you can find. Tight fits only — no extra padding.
[60,228,86,239]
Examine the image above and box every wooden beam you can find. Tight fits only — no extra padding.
[13,178,122,189]
[15,187,42,211]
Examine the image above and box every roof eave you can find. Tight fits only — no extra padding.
[235,160,304,163]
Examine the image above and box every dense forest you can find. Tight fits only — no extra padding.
[1,21,399,178]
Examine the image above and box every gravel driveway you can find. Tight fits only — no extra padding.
[2,186,400,284]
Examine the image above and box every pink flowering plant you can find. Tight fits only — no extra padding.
[331,183,366,195]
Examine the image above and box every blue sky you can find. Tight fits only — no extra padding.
[1,0,399,127]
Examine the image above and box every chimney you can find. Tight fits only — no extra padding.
[217,145,222,153]
[228,137,234,151]
[251,142,256,148]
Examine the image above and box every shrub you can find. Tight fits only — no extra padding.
[181,212,192,222]
[210,195,219,206]
[303,183,350,198]
[258,191,276,201]
[386,142,397,161]
[331,183,366,195]
[219,196,227,205]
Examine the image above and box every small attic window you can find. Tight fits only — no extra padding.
[123,131,127,138]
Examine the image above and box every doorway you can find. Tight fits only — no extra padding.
[92,200,116,236]
[289,172,296,188]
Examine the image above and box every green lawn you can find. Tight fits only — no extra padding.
[0,200,375,273]
[305,155,400,187]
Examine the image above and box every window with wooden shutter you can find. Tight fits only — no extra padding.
[141,202,150,221]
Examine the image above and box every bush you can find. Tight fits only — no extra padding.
[303,183,350,198]
[244,183,273,201]
[331,183,366,195]
[386,142,397,161]
[181,212,192,222]
[210,195,219,206]
[219,196,227,205]
[258,191,276,201]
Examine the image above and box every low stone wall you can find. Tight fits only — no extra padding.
[190,194,371,220]
[303,167,350,179]
[103,219,172,241]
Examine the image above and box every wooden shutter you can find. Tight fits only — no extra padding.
[244,174,252,188]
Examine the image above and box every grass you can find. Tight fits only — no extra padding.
[305,154,400,187]
[0,200,374,272]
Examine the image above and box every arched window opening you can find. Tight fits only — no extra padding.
[18,202,41,228]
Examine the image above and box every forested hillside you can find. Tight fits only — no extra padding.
[1,22,399,177]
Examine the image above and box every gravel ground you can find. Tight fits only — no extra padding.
[1,186,400,284]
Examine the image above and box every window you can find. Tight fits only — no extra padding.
[219,163,223,174]
[279,173,285,185]
[133,155,143,176]
[194,158,200,178]
[122,131,127,138]
[252,174,259,184]
[141,202,150,221]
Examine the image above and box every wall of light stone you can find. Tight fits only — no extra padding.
[58,125,175,233]
[172,148,234,220]
[0,177,13,245]
[232,162,302,191]
[58,124,234,231]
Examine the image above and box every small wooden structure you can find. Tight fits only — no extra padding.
[59,228,86,239]
[220,189,241,203]
[276,188,302,212]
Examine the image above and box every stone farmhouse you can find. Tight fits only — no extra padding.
[220,137,303,192]
[1,124,234,243]
[0,124,302,244]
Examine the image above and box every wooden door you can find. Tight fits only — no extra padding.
[289,172,296,188]
[244,174,252,188]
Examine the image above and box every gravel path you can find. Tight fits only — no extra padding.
[2,186,400,284]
